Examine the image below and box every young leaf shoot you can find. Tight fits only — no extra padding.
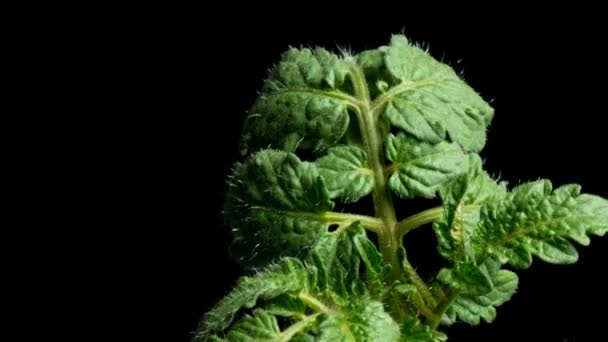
[194,35,607,341]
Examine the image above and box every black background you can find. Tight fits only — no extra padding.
[111,9,608,342]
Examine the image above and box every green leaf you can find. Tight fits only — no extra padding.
[443,262,518,326]
[225,309,281,341]
[263,294,307,319]
[194,258,309,340]
[316,145,374,202]
[386,132,469,199]
[224,309,318,342]
[475,180,608,268]
[391,283,429,319]
[356,48,392,99]
[308,224,364,298]
[267,47,348,89]
[240,47,353,154]
[215,293,399,341]
[352,229,390,299]
[379,35,494,152]
[400,316,447,342]
[313,300,400,342]
[439,155,507,206]
[384,36,457,84]
[308,222,391,301]
[226,150,334,266]
[434,156,507,261]
[201,33,608,342]
[437,262,492,296]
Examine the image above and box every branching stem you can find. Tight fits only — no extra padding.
[396,207,444,238]
[346,68,484,330]
[297,292,339,315]
[428,288,458,329]
[277,313,322,342]
[348,64,401,277]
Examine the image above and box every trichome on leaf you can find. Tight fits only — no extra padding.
[194,35,608,341]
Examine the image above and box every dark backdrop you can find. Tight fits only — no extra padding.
[120,9,607,342]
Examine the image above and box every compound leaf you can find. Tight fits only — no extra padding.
[475,180,608,268]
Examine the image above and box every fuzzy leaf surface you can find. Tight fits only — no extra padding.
[226,150,334,265]
[195,258,309,340]
[475,180,608,268]
[241,48,352,154]
[374,35,494,152]
[316,146,374,202]
[433,156,507,261]
[386,132,469,199]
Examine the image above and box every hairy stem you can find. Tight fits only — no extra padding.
[370,79,437,118]
[348,64,444,324]
[297,292,339,315]
[322,212,384,233]
[269,88,363,108]
[348,65,399,272]
[401,255,437,307]
[396,207,444,238]
[428,288,458,329]
[405,291,439,323]
[349,65,397,227]
[249,207,384,234]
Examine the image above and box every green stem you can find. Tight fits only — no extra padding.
[428,288,458,329]
[401,254,437,307]
[322,212,384,233]
[385,290,407,322]
[396,205,481,238]
[297,292,339,315]
[348,64,400,273]
[396,207,444,238]
[348,64,443,322]
[370,79,437,117]
[249,207,384,234]
[405,291,439,323]
[269,88,363,108]
[277,313,322,342]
